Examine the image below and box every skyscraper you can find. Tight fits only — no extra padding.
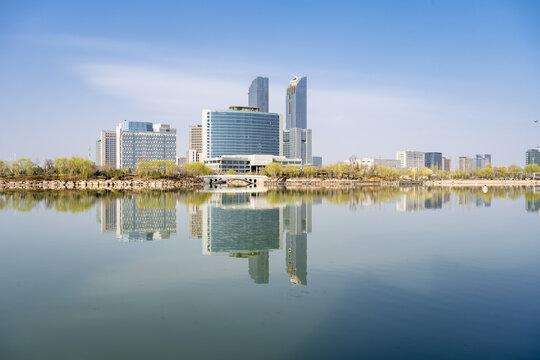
[248,76,269,112]
[283,76,312,165]
[285,76,307,129]
[115,121,177,170]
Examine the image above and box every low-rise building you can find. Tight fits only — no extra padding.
[205,154,301,173]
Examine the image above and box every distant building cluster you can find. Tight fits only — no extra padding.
[345,151,494,171]
[192,76,320,173]
[97,76,323,172]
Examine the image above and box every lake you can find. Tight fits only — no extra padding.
[1,187,539,359]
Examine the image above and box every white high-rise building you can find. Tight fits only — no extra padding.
[397,151,425,170]
[116,121,177,170]
[96,130,116,167]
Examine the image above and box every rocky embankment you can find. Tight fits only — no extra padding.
[0,178,205,191]
[264,178,420,189]
[425,179,540,187]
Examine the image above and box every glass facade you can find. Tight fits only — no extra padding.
[203,110,280,159]
[248,76,269,112]
[425,152,443,170]
[526,149,540,166]
[285,76,307,129]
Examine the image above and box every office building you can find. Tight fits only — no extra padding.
[475,154,491,169]
[425,152,443,170]
[283,76,313,166]
[115,121,176,170]
[202,106,281,162]
[283,128,312,165]
[248,76,269,112]
[397,151,425,170]
[187,125,203,163]
[312,156,323,167]
[526,148,540,166]
[96,130,116,167]
[285,76,307,129]
[458,157,470,171]
[442,157,451,171]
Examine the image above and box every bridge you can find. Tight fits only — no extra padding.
[200,174,268,186]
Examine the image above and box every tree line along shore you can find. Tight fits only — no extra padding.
[1,157,539,185]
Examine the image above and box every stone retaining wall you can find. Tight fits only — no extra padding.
[264,179,391,189]
[425,179,540,187]
[0,179,205,191]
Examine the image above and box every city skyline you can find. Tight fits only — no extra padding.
[1,1,539,165]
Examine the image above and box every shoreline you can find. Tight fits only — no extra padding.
[424,179,540,187]
[1,178,538,191]
[265,178,540,189]
[0,178,205,191]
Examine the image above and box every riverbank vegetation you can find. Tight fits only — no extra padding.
[261,162,540,181]
[0,158,213,180]
[1,157,539,182]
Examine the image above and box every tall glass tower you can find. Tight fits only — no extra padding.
[283,76,311,164]
[248,76,269,112]
[285,76,307,129]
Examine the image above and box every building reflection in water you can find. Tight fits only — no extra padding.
[396,189,448,212]
[91,186,535,285]
[188,192,313,285]
[526,187,540,214]
[96,195,177,241]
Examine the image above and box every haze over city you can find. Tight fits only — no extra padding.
[1,0,539,165]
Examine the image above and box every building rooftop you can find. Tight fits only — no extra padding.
[228,106,259,112]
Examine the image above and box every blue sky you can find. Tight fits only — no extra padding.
[1,0,539,165]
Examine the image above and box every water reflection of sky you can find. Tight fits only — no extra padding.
[1,187,540,359]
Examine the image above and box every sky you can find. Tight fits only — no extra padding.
[0,0,539,166]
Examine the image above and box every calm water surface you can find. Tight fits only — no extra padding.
[1,187,539,359]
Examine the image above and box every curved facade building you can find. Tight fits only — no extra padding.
[202,107,281,161]
[285,76,307,129]
[248,76,269,112]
